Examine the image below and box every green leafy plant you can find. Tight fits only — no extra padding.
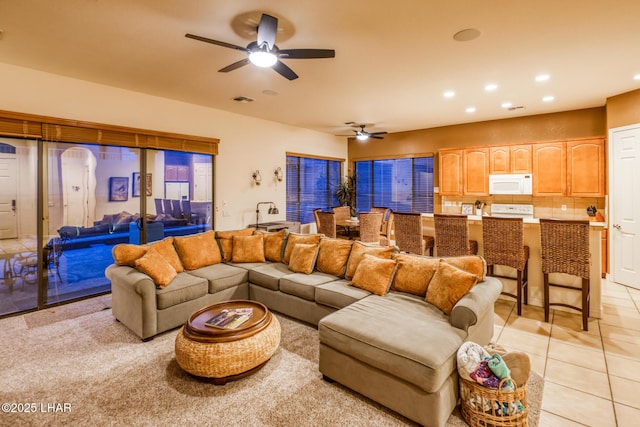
[335,172,357,217]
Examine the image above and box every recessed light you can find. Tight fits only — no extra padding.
[501,102,513,109]
[233,96,255,103]
[443,91,455,98]
[634,74,640,81]
[262,89,278,96]
[465,106,476,113]
[485,84,498,92]
[535,74,550,82]
[453,28,481,42]
[542,95,555,102]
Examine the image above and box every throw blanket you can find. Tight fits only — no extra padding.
[486,353,514,391]
[457,342,490,381]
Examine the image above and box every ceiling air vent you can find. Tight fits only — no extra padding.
[233,96,255,103]
[508,105,525,111]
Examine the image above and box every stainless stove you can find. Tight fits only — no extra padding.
[490,203,534,218]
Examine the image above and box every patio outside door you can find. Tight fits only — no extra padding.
[0,157,18,239]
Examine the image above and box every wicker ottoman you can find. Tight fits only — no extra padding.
[175,300,281,384]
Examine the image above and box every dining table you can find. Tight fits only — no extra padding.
[335,218,359,239]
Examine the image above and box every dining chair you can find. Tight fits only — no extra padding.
[163,199,174,217]
[433,213,478,257]
[393,212,435,256]
[172,200,183,219]
[379,211,394,246]
[358,212,384,243]
[332,206,351,238]
[482,216,530,315]
[540,219,591,330]
[154,198,164,216]
[316,211,337,238]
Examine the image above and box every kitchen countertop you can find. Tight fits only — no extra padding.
[421,213,607,228]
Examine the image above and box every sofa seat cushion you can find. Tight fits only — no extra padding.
[280,271,338,301]
[227,261,270,271]
[248,263,292,291]
[156,272,208,310]
[187,263,248,293]
[318,292,466,393]
[315,279,371,309]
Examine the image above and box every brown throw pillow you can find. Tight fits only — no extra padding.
[283,233,322,264]
[173,231,222,270]
[261,229,287,262]
[134,249,177,288]
[350,254,397,296]
[232,234,265,263]
[112,244,148,267]
[344,242,394,280]
[426,261,478,315]
[391,254,440,297]
[441,255,486,282]
[315,238,353,276]
[288,243,319,274]
[216,228,255,262]
[146,237,183,273]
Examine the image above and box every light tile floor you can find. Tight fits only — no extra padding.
[493,278,640,426]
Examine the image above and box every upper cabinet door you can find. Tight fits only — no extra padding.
[567,138,605,196]
[439,149,463,195]
[463,147,489,195]
[510,144,532,173]
[533,142,566,196]
[489,146,510,174]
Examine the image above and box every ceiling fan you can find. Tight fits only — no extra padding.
[185,13,335,80]
[343,122,388,141]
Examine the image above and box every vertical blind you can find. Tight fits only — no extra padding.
[355,156,434,213]
[286,155,341,224]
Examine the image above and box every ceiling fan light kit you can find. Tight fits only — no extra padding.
[186,13,335,80]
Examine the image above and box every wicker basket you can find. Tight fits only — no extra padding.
[459,377,528,427]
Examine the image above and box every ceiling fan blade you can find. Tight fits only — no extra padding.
[219,58,250,73]
[369,135,385,139]
[369,131,388,136]
[279,49,336,59]
[185,34,248,52]
[257,14,278,50]
[273,60,299,80]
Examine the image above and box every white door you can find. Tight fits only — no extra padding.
[194,163,212,201]
[611,125,640,289]
[61,147,97,227]
[0,157,18,239]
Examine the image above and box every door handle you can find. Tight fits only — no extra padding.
[11,199,15,212]
[613,224,622,231]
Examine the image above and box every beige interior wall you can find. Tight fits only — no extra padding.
[606,88,640,129]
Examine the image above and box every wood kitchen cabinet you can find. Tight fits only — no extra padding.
[489,144,532,174]
[463,147,489,195]
[567,138,605,196]
[532,142,566,196]
[439,149,463,195]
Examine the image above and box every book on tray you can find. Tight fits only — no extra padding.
[205,308,254,330]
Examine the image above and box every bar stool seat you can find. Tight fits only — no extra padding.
[434,214,478,257]
[540,219,591,331]
[482,216,530,315]
[393,212,434,256]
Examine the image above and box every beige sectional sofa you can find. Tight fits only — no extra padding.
[106,228,502,427]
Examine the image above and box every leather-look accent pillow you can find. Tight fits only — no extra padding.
[288,243,319,274]
[112,244,148,267]
[350,254,397,296]
[391,254,440,297]
[441,255,486,282]
[134,249,177,288]
[426,261,478,315]
[261,229,287,262]
[232,234,265,263]
[146,237,184,273]
[283,233,322,264]
[173,231,222,270]
[316,238,353,276]
[216,228,255,262]
[344,242,394,280]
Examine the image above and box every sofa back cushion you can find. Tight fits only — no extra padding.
[260,229,288,262]
[440,255,486,282]
[391,253,440,297]
[283,233,322,264]
[174,231,222,270]
[426,261,477,315]
[350,254,397,296]
[146,237,184,273]
[216,228,255,262]
[232,234,266,263]
[315,238,353,276]
[112,244,148,267]
[344,242,394,280]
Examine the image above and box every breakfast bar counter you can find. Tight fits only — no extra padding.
[421,214,606,318]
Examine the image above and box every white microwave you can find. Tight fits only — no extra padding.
[488,174,533,195]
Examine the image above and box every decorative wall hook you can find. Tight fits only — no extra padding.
[274,167,283,182]
[252,170,262,185]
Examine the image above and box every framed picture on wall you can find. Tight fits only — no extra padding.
[109,177,129,201]
[132,172,152,197]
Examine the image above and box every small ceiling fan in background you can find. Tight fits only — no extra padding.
[340,122,388,140]
[185,13,335,80]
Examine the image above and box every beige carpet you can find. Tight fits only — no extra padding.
[1,296,542,426]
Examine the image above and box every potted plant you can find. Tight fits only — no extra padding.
[335,172,358,218]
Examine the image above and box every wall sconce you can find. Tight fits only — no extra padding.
[252,170,262,185]
[274,167,283,182]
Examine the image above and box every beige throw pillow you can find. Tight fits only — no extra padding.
[216,228,255,262]
[288,243,319,274]
[146,237,184,273]
[261,229,287,262]
[391,254,440,297]
[173,231,222,270]
[426,261,478,315]
[344,242,394,280]
[315,238,353,276]
[112,244,148,267]
[232,234,265,263]
[441,255,486,282]
[134,249,177,288]
[283,233,322,264]
[350,254,397,296]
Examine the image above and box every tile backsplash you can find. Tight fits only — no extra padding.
[437,195,606,221]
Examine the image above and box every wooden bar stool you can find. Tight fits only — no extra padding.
[482,216,530,315]
[393,212,435,256]
[434,214,478,257]
[540,219,591,331]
